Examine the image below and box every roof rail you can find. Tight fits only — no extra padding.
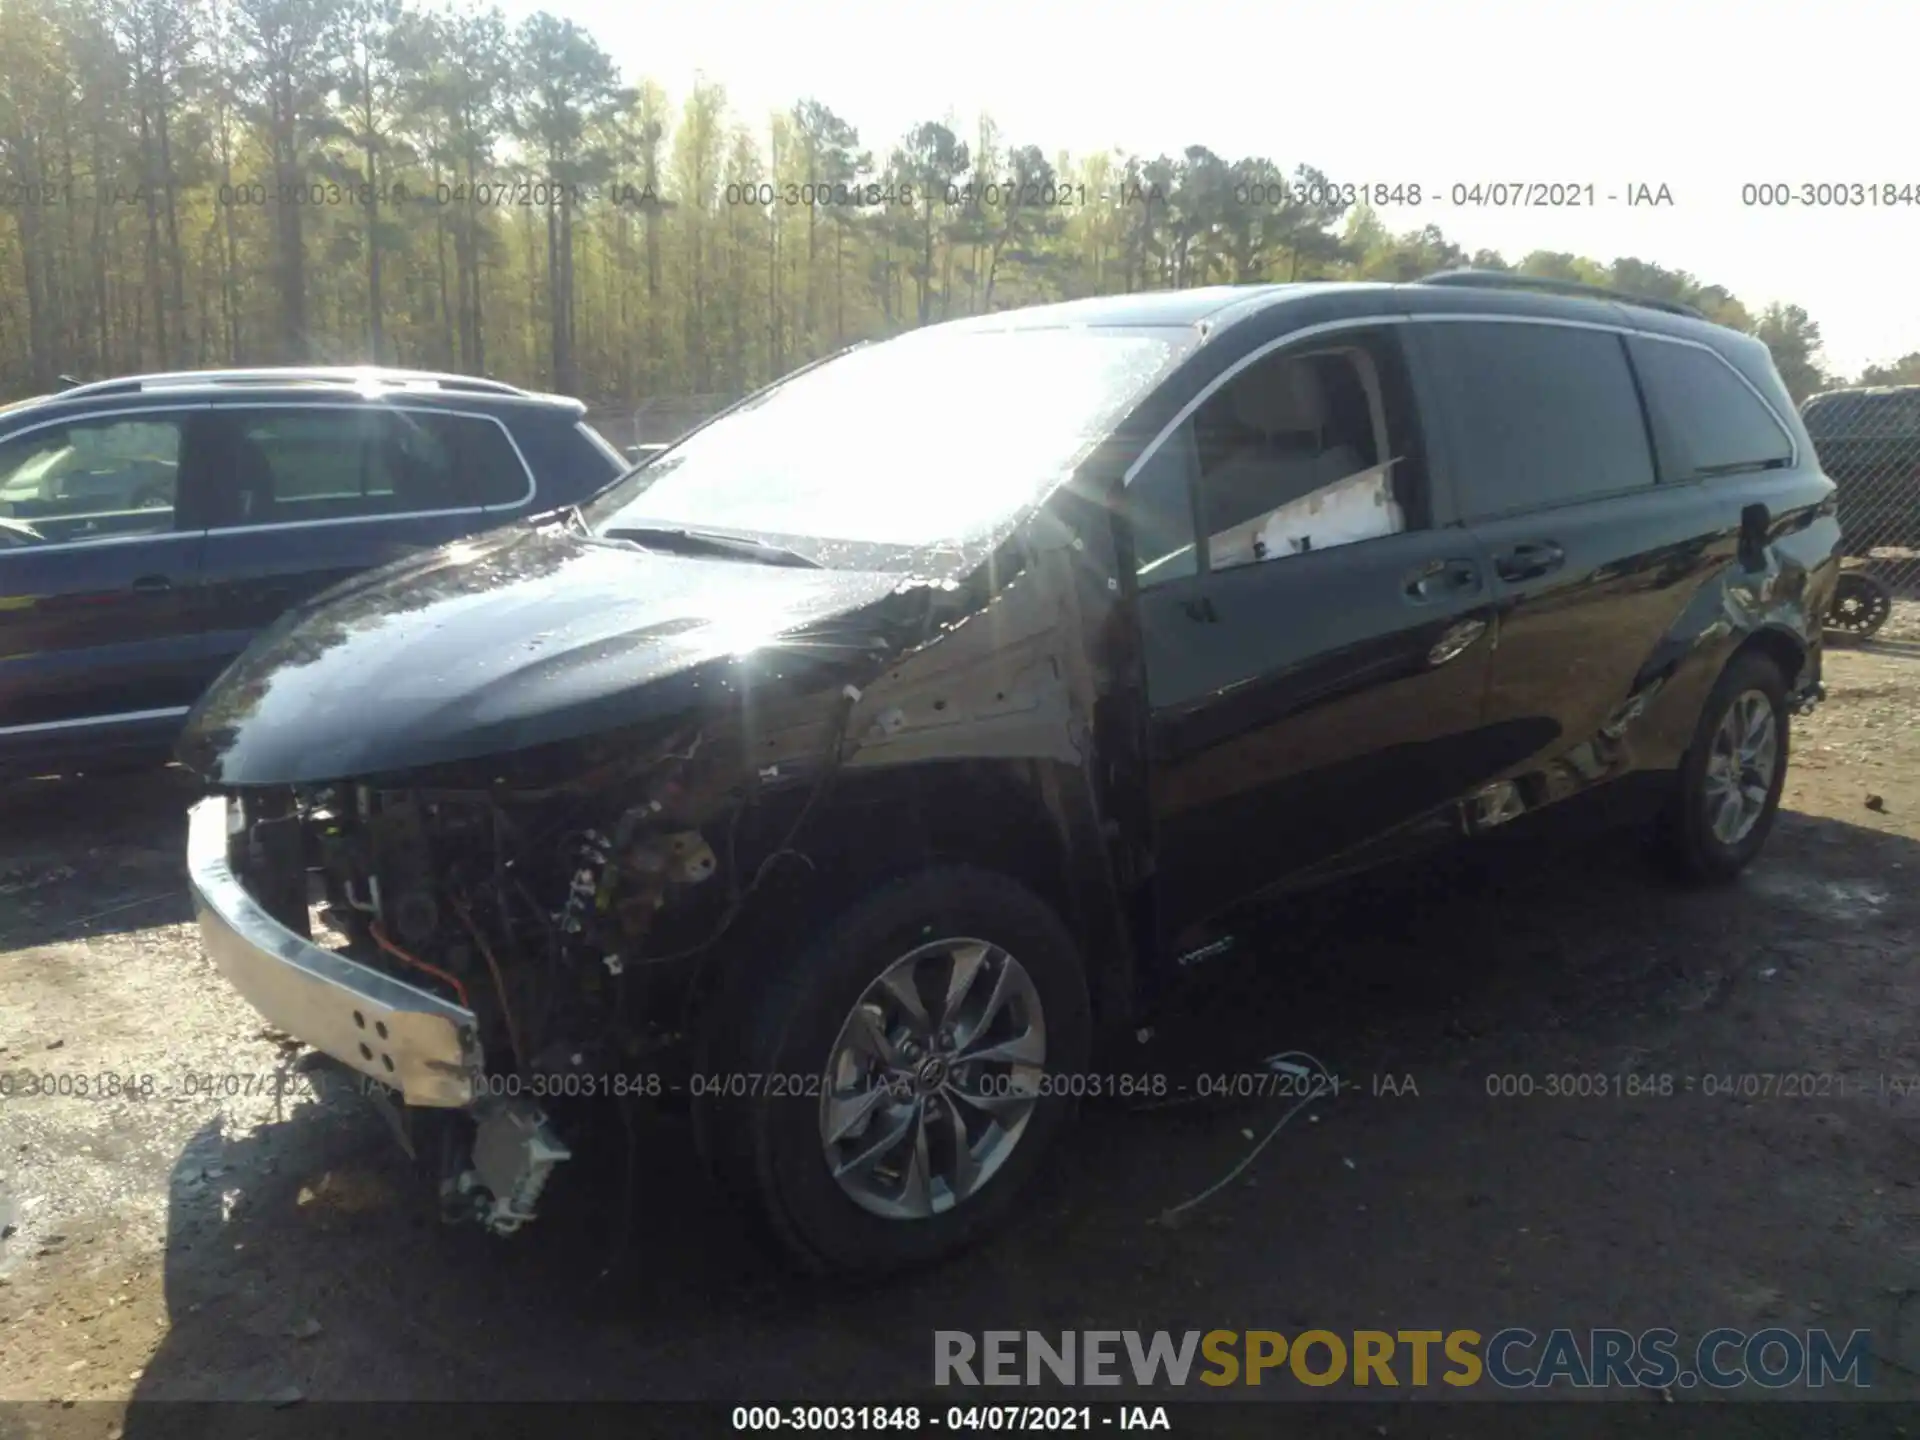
[55,367,533,400]
[1417,269,1708,321]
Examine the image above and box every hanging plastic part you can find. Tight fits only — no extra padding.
[453,1097,572,1236]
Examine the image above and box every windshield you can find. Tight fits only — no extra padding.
[584,325,1192,562]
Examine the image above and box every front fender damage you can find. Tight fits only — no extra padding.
[254,531,1132,1238]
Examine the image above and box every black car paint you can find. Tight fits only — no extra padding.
[175,523,921,784]
[0,385,622,774]
[177,282,1840,1022]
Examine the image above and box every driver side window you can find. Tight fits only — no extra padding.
[1127,327,1424,587]
[0,414,185,546]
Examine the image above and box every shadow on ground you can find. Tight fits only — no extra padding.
[0,766,199,948]
[110,805,1920,1428]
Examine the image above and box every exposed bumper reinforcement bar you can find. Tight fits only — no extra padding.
[185,794,483,1108]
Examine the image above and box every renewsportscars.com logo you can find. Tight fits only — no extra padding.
[932,1328,1873,1390]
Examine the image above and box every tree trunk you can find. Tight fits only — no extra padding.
[155,84,185,362]
[272,76,307,362]
[90,133,111,369]
[137,100,168,368]
[767,205,781,378]
[365,126,383,361]
[432,158,453,367]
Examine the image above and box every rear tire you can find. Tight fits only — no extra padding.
[1656,652,1790,884]
[693,864,1091,1276]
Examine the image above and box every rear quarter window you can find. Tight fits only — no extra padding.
[1627,336,1794,480]
[433,413,531,506]
[506,415,627,506]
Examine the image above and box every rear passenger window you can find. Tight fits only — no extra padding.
[1627,336,1793,480]
[1421,322,1656,519]
[216,408,525,525]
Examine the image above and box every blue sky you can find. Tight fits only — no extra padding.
[500,0,1918,378]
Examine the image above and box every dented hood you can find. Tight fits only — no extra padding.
[177,523,913,785]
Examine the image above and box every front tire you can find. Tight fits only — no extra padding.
[694,865,1091,1276]
[1657,652,1790,884]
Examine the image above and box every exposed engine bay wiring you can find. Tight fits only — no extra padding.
[451,895,527,1075]
[639,684,860,964]
[369,919,471,1010]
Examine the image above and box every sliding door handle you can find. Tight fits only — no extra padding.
[1493,541,1565,582]
[1404,558,1482,602]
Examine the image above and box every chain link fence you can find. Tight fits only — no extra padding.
[1802,386,1920,639]
[585,395,733,462]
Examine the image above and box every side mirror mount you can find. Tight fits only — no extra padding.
[1739,502,1771,572]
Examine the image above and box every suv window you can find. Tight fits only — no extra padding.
[1125,328,1424,586]
[1628,336,1792,480]
[214,407,524,525]
[444,413,533,505]
[0,413,185,543]
[1127,423,1202,584]
[1421,321,1656,519]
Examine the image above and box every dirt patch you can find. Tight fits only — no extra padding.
[2,612,1919,1431]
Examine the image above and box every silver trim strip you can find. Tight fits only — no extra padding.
[0,529,203,557]
[1121,312,1800,488]
[206,505,486,537]
[57,367,533,401]
[0,704,190,736]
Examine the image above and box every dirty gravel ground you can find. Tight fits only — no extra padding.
[2,611,1919,1437]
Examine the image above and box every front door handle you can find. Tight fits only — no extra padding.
[1428,616,1488,667]
[1493,541,1566,583]
[1404,558,1483,602]
[130,574,173,594]
[1180,595,1219,624]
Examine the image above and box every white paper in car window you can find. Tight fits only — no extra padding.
[1205,459,1406,571]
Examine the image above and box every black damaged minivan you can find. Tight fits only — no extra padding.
[179,271,1840,1273]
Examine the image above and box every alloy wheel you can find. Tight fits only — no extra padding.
[1702,688,1779,846]
[819,938,1046,1220]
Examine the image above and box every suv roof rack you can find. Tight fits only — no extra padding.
[55,367,533,400]
[1417,268,1708,321]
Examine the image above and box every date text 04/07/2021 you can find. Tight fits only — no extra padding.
[729,1405,1172,1432]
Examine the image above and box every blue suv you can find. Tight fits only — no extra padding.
[0,367,628,776]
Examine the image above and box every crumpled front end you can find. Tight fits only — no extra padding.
[184,695,831,1235]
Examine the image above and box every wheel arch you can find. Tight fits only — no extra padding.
[698,757,1141,1042]
[1730,622,1809,693]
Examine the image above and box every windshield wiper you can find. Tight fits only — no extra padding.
[600,523,823,569]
